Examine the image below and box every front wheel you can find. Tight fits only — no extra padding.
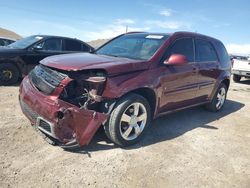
[205,83,227,112]
[0,63,20,85]
[104,94,151,146]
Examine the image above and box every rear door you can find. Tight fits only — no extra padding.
[159,37,199,112]
[194,38,220,102]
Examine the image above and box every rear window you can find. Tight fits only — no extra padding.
[195,39,218,62]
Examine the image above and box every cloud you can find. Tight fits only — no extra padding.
[145,20,190,29]
[226,44,250,55]
[21,18,148,41]
[114,18,135,25]
[159,9,172,17]
[83,19,150,41]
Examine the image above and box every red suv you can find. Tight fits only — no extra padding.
[19,32,231,148]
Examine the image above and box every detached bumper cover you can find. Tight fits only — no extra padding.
[19,76,108,147]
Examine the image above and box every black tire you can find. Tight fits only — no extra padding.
[104,94,151,146]
[205,83,227,112]
[233,74,241,82]
[0,63,20,85]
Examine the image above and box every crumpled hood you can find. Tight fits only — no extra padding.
[40,53,149,75]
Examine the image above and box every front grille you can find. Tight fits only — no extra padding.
[29,64,67,95]
[20,99,38,121]
[39,119,52,133]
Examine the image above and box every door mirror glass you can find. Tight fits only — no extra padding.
[164,54,188,65]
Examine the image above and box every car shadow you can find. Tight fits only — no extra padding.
[0,79,21,87]
[67,99,244,155]
[237,79,250,85]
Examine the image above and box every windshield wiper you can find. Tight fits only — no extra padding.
[98,53,119,58]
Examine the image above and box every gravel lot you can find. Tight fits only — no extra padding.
[0,79,250,188]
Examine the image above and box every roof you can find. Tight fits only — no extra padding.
[124,31,221,42]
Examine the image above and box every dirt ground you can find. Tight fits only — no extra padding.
[0,79,250,188]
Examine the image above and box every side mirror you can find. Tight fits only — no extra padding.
[164,54,188,65]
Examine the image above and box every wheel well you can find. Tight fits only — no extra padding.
[221,78,230,90]
[130,88,156,117]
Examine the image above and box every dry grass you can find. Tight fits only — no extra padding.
[87,38,109,48]
[0,27,22,40]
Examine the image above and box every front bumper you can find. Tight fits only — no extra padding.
[19,76,108,148]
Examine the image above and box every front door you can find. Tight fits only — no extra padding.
[21,38,64,74]
[159,37,199,113]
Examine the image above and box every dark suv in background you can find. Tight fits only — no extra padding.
[19,32,231,148]
[0,35,94,85]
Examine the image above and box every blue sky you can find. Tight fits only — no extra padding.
[1,0,250,54]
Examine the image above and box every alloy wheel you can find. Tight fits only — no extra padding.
[216,87,226,110]
[119,102,147,141]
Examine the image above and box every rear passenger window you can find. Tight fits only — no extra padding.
[195,39,218,62]
[168,38,194,62]
[64,39,82,51]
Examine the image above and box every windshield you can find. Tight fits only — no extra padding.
[8,36,43,49]
[96,33,169,60]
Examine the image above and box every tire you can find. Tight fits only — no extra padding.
[205,83,227,112]
[233,74,241,82]
[104,94,151,146]
[0,63,20,85]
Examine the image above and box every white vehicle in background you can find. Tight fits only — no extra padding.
[231,55,250,82]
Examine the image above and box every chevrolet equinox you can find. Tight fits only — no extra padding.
[19,32,231,148]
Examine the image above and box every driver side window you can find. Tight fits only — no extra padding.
[35,39,62,51]
[167,38,194,62]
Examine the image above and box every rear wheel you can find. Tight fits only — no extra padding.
[0,63,20,85]
[233,74,241,82]
[104,94,151,146]
[205,83,227,112]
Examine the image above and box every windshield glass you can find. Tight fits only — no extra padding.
[8,36,43,49]
[96,33,169,60]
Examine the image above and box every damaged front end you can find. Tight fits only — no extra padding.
[19,64,115,148]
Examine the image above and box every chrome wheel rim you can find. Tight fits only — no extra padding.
[119,102,147,141]
[216,87,226,110]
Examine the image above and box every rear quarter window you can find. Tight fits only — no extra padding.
[82,44,91,52]
[214,41,231,68]
[64,39,82,51]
